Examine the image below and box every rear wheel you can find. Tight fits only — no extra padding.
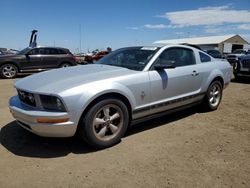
[203,81,222,111]
[78,98,129,149]
[0,64,18,79]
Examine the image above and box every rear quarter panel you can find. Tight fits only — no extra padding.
[199,59,232,92]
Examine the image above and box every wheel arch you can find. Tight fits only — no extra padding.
[0,62,20,71]
[204,68,225,91]
[59,61,73,67]
[210,76,224,88]
[77,92,133,129]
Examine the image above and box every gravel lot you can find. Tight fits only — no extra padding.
[0,77,250,188]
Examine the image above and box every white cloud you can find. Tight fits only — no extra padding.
[198,5,231,10]
[204,26,224,34]
[144,24,183,29]
[144,24,169,29]
[126,27,139,30]
[161,6,250,27]
[175,32,184,35]
[238,24,250,30]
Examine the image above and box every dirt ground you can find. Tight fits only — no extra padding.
[0,77,250,188]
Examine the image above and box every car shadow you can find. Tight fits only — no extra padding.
[127,107,197,136]
[0,107,198,158]
[0,121,97,158]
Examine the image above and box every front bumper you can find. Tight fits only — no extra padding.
[9,96,77,137]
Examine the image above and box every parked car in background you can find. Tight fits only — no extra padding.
[0,50,4,56]
[226,49,250,65]
[0,46,77,78]
[0,49,19,56]
[83,47,112,63]
[7,49,19,54]
[91,49,111,62]
[74,53,88,64]
[205,49,224,59]
[9,44,232,149]
[233,54,250,80]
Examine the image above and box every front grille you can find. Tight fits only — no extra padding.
[227,55,236,59]
[227,59,237,64]
[241,60,250,69]
[17,89,36,107]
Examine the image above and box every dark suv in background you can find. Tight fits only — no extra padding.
[226,49,250,65]
[0,46,77,78]
[233,54,250,80]
[205,49,224,59]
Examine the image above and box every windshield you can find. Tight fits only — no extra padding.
[96,47,160,71]
[17,47,31,55]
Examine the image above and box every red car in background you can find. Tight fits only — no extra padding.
[75,47,112,64]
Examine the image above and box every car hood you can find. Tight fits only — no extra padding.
[239,54,250,60]
[227,54,244,57]
[15,64,137,94]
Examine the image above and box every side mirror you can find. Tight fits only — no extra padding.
[154,64,175,70]
[154,59,176,70]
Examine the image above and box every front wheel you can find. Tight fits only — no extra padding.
[0,64,18,79]
[203,81,222,111]
[78,98,129,149]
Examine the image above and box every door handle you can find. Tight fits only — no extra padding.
[192,70,199,76]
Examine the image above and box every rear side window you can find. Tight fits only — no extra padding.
[38,48,46,54]
[58,49,67,54]
[199,52,211,63]
[48,48,59,55]
[28,48,39,55]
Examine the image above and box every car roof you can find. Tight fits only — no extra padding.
[34,46,69,50]
[127,44,202,50]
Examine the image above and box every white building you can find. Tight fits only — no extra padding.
[154,34,250,53]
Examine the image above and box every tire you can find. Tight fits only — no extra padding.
[233,62,240,81]
[59,63,71,68]
[78,98,129,149]
[0,64,18,79]
[203,81,223,111]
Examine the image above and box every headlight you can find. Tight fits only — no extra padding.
[39,95,66,112]
[17,89,36,107]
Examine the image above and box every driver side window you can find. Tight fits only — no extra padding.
[28,48,39,55]
[154,47,196,68]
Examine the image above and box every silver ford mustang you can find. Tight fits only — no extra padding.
[9,45,232,148]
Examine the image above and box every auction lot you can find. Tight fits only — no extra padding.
[0,78,250,188]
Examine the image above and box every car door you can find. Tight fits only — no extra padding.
[41,48,60,69]
[20,48,43,71]
[148,47,204,114]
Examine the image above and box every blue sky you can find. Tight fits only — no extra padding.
[0,0,250,53]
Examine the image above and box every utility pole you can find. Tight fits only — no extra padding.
[79,24,82,53]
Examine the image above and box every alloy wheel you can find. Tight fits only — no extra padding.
[92,104,123,142]
[2,65,17,78]
[209,83,221,108]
